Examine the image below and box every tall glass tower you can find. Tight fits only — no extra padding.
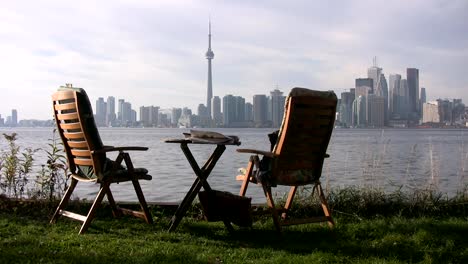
[206,21,214,119]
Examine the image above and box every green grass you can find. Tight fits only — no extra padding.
[1,200,467,264]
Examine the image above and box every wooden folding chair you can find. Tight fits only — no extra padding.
[236,87,337,232]
[50,84,153,234]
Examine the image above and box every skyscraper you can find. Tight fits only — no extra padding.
[106,96,116,127]
[367,57,381,94]
[352,95,366,127]
[340,90,355,127]
[420,87,427,113]
[245,102,253,121]
[368,94,385,127]
[388,74,401,118]
[407,68,419,117]
[139,106,159,127]
[206,20,214,119]
[212,96,222,127]
[253,94,268,126]
[11,109,17,127]
[222,95,236,127]
[95,97,106,127]
[270,89,286,128]
[375,73,388,125]
[171,108,182,127]
[399,79,409,118]
[234,96,246,123]
[355,78,374,93]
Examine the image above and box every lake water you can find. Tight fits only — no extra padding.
[0,127,467,203]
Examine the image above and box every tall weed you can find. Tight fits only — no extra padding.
[0,133,37,198]
[30,129,68,201]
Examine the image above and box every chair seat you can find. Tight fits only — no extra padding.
[110,168,152,183]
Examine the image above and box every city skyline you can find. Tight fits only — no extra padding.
[1,1,467,120]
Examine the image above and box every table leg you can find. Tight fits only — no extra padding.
[168,144,226,231]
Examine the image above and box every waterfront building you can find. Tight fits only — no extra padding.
[339,90,355,127]
[171,108,182,127]
[452,99,466,124]
[374,73,389,125]
[95,97,106,127]
[118,99,124,122]
[420,87,427,115]
[438,99,453,124]
[182,107,192,116]
[355,86,371,124]
[106,96,116,127]
[178,107,194,128]
[352,95,366,127]
[245,102,253,121]
[423,101,441,123]
[355,78,374,94]
[367,58,381,94]
[139,105,159,127]
[234,96,246,123]
[368,94,385,127]
[197,104,211,127]
[11,109,17,127]
[398,79,410,119]
[222,95,236,127]
[119,101,134,126]
[253,94,268,127]
[407,68,420,117]
[389,74,401,117]
[212,96,222,127]
[270,89,285,128]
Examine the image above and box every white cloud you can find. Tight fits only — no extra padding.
[0,0,467,119]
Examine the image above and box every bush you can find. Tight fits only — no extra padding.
[0,133,36,198]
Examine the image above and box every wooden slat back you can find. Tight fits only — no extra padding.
[52,90,95,174]
[274,95,337,171]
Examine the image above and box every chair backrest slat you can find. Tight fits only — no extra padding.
[63,132,86,140]
[67,141,89,149]
[74,159,94,166]
[273,88,337,175]
[52,86,105,179]
[59,122,81,130]
[57,113,79,121]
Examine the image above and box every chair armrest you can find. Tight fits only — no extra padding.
[236,148,274,158]
[92,146,149,154]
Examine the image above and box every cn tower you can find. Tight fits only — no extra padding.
[205,20,214,118]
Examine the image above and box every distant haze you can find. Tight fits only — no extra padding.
[1,0,467,120]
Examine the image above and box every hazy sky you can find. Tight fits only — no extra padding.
[1,0,467,120]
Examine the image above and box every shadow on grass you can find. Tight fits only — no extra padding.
[180,216,468,263]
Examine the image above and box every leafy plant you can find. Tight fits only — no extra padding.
[31,129,68,201]
[0,133,37,198]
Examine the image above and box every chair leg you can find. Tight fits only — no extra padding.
[106,188,121,218]
[316,183,335,228]
[79,181,110,234]
[262,184,281,232]
[50,177,78,224]
[132,179,153,224]
[122,152,153,225]
[281,186,298,220]
[239,156,256,196]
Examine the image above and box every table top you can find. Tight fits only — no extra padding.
[164,138,241,146]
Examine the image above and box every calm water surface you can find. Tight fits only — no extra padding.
[1,127,466,203]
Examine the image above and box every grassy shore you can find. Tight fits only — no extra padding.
[1,189,467,264]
